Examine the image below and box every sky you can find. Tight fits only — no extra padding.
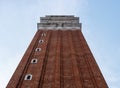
[0,0,120,88]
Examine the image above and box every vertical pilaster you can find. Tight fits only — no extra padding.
[54,30,61,88]
[68,30,83,88]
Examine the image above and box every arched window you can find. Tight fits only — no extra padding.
[41,33,46,37]
[39,40,44,44]
[24,74,32,80]
[31,59,38,64]
[35,48,41,52]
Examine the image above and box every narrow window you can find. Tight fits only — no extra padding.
[24,74,32,80]
[31,59,38,63]
[35,48,41,51]
[41,33,46,37]
[39,40,44,44]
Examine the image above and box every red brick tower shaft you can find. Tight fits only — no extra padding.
[7,15,108,88]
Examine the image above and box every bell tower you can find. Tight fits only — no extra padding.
[7,15,108,88]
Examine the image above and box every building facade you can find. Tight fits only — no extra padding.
[7,15,108,88]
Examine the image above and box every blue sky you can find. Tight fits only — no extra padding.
[0,0,120,88]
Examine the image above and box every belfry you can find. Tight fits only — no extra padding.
[7,15,108,88]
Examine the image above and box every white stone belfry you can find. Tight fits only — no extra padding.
[37,15,82,30]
